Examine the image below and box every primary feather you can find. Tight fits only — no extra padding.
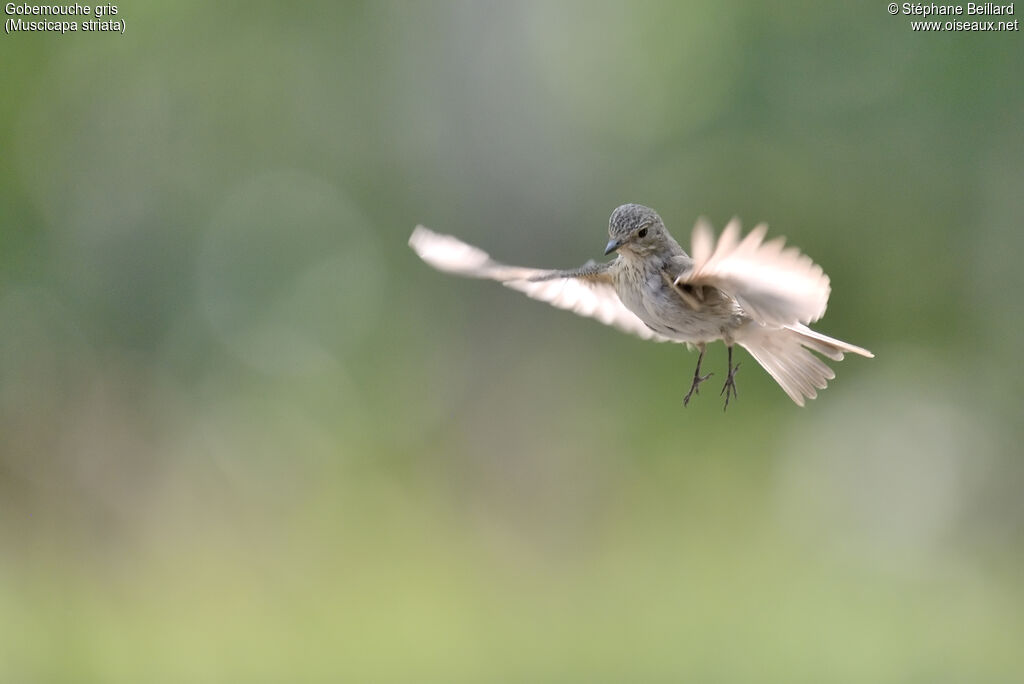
[409,225,672,341]
[679,218,831,327]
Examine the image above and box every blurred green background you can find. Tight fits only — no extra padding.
[2,2,1022,681]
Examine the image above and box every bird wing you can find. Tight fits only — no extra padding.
[674,217,831,327]
[410,225,675,342]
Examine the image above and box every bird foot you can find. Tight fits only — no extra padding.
[683,372,713,407]
[720,363,740,411]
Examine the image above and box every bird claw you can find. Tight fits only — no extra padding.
[683,372,713,407]
[720,363,740,411]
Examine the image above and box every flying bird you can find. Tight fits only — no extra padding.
[409,204,873,408]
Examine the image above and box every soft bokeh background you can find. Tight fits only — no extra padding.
[2,2,1022,681]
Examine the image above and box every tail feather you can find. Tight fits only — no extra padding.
[736,324,872,407]
[787,323,874,360]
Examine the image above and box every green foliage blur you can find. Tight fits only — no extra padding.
[1,2,1022,681]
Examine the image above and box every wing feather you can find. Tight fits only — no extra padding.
[676,218,831,326]
[410,225,675,342]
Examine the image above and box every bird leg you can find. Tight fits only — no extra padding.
[720,346,740,410]
[683,344,713,407]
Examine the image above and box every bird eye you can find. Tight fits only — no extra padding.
[637,227,648,238]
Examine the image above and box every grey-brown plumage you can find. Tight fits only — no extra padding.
[409,204,873,407]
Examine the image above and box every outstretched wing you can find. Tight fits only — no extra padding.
[675,218,831,327]
[409,225,674,342]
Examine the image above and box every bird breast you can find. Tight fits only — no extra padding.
[613,257,742,343]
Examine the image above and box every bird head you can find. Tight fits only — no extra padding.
[604,203,667,257]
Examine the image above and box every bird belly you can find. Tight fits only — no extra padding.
[616,267,739,343]
[648,296,736,342]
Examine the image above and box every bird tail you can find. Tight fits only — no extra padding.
[734,323,873,406]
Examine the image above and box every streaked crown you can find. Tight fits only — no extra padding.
[609,203,664,239]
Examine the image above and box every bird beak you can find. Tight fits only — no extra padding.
[604,238,623,255]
